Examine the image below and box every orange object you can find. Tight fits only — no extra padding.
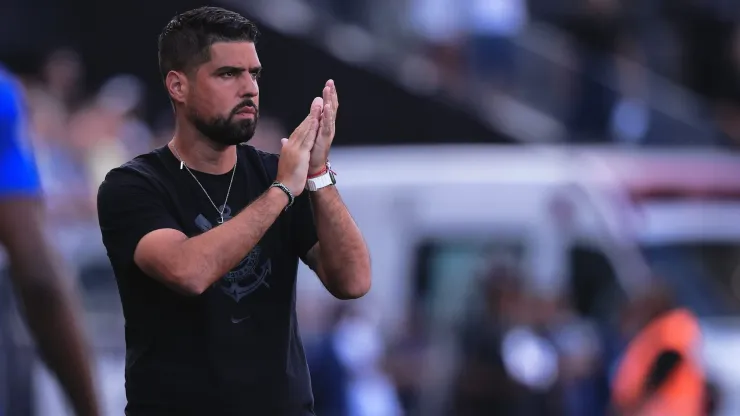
[612,308,705,416]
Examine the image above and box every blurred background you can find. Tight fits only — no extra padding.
[1,0,740,414]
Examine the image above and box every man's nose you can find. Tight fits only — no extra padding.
[238,75,259,98]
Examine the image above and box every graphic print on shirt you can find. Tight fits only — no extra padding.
[193,204,272,302]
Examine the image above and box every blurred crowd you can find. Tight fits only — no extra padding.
[8,48,289,225]
[10,0,740,165]
[306,0,740,145]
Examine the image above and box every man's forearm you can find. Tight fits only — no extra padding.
[0,198,100,416]
[310,186,370,298]
[175,187,289,291]
[11,247,99,416]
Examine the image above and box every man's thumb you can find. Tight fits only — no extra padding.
[281,138,288,147]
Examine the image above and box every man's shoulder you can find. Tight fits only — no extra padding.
[98,147,170,199]
[0,70,41,196]
[105,147,168,182]
[0,71,24,143]
[96,148,176,228]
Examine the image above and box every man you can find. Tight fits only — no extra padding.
[0,67,99,414]
[612,307,706,416]
[96,6,371,415]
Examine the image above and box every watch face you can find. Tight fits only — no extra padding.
[329,170,337,185]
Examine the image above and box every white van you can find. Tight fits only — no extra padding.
[296,144,740,414]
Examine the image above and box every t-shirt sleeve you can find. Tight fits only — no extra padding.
[292,192,319,262]
[0,75,41,198]
[97,167,182,271]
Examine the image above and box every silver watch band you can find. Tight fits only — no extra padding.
[306,171,334,191]
[306,162,336,191]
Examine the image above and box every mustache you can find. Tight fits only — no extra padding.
[231,100,258,117]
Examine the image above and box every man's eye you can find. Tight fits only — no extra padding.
[221,72,235,78]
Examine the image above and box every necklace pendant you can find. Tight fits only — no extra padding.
[217,217,225,224]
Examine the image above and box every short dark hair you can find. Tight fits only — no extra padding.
[158,6,259,82]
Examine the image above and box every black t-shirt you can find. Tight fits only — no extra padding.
[97,144,318,415]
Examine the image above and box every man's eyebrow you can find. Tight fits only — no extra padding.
[213,66,246,75]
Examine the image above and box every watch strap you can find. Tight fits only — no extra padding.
[306,170,335,191]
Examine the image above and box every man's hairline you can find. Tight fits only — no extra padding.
[160,39,257,80]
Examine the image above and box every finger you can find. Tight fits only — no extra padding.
[327,79,338,111]
[301,119,319,150]
[320,103,333,136]
[322,86,331,109]
[281,138,288,148]
[299,98,322,145]
[291,120,308,142]
[328,98,337,126]
[310,97,323,119]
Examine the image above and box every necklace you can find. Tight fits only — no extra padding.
[170,143,237,224]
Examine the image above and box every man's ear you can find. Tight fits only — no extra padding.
[165,71,188,104]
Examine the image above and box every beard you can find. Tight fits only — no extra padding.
[188,101,259,146]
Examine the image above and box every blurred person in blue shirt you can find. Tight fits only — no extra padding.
[0,67,99,416]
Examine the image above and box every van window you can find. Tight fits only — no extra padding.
[413,238,524,327]
[568,245,623,322]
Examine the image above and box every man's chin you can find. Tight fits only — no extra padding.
[229,121,257,143]
[210,135,252,147]
[213,130,256,146]
[192,115,257,146]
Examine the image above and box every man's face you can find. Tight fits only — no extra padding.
[184,41,262,146]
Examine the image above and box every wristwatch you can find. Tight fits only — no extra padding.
[306,162,336,191]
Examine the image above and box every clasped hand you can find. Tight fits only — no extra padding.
[276,80,338,195]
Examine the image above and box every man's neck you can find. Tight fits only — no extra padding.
[170,124,237,175]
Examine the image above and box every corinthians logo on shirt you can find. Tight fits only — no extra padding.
[194,204,272,302]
